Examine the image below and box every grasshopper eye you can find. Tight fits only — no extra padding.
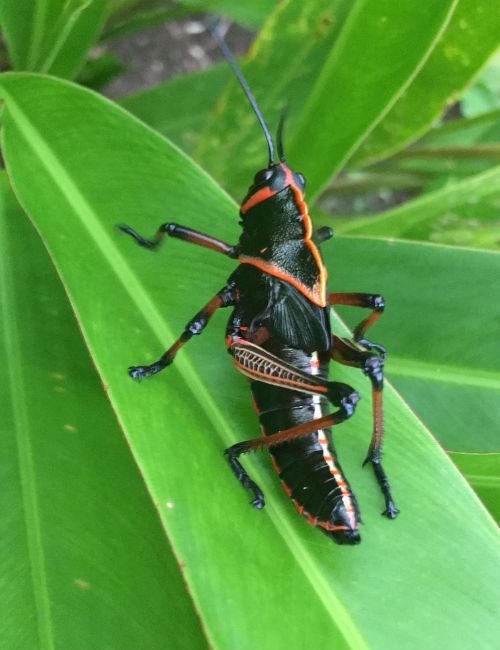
[254,169,273,185]
[296,173,306,188]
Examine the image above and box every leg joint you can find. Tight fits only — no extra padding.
[363,355,384,389]
[370,294,385,311]
[327,382,360,416]
[186,313,208,335]
[161,222,177,235]
[219,283,236,307]
[225,442,247,459]
[342,390,360,418]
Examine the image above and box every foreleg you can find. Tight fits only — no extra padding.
[119,222,239,258]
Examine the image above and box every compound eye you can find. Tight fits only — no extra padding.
[254,169,274,185]
[296,172,306,188]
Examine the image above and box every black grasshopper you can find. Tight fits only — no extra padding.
[119,30,398,544]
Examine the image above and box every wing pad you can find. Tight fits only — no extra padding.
[231,340,329,396]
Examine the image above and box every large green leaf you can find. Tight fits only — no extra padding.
[1,73,499,649]
[349,0,500,168]
[0,173,208,649]
[326,237,500,453]
[0,0,108,78]
[336,178,500,448]
[117,2,500,202]
[285,0,459,199]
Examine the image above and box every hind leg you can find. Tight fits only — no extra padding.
[226,454,265,509]
[331,335,399,519]
[224,337,359,508]
[225,392,358,508]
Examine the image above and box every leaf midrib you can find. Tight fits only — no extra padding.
[0,202,55,649]
[2,88,371,650]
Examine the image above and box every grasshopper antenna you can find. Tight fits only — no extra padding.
[207,19,276,166]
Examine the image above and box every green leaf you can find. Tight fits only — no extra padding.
[0,173,208,649]
[0,0,108,78]
[425,208,500,250]
[449,452,500,523]
[326,237,500,453]
[286,0,459,199]
[349,0,500,168]
[76,52,126,90]
[339,164,500,239]
[336,163,500,250]
[1,72,499,649]
[120,63,231,154]
[417,109,500,147]
[119,0,347,160]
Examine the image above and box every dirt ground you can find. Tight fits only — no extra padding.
[104,18,252,99]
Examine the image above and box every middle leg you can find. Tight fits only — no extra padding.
[329,292,386,356]
[129,283,235,380]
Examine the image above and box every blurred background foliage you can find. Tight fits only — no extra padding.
[0,1,499,649]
